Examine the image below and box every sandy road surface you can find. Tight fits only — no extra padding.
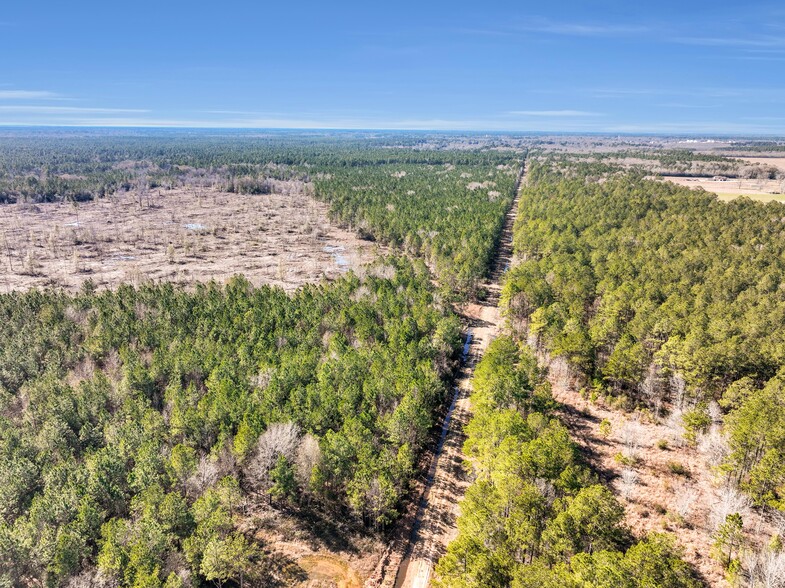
[392,163,524,588]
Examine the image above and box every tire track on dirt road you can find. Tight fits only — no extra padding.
[389,159,526,588]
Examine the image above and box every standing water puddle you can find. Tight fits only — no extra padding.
[323,245,349,270]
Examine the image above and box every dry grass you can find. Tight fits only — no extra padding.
[297,555,363,588]
[242,507,381,588]
[662,176,785,202]
[0,183,380,293]
[735,156,785,172]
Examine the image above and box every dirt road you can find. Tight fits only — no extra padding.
[392,162,524,588]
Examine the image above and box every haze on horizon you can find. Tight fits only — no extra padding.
[1,0,784,135]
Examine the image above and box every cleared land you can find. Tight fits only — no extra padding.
[735,156,785,171]
[239,508,377,587]
[662,175,785,202]
[0,183,379,293]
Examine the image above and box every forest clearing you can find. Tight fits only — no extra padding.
[662,176,785,202]
[0,183,377,293]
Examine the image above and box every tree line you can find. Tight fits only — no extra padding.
[0,131,520,204]
[314,153,523,295]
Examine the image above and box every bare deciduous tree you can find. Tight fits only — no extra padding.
[620,419,643,462]
[698,425,729,469]
[23,248,41,275]
[640,362,665,418]
[708,400,723,425]
[619,467,638,500]
[65,569,119,588]
[669,372,687,409]
[245,422,301,492]
[770,510,785,537]
[188,446,235,496]
[295,433,321,489]
[162,551,193,588]
[742,549,785,588]
[136,173,148,209]
[250,368,274,390]
[674,483,699,519]
[665,407,686,448]
[710,485,751,532]
[534,478,557,506]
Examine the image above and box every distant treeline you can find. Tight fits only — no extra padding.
[533,148,777,179]
[0,132,520,203]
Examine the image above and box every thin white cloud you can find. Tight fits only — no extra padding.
[730,55,785,62]
[509,110,603,117]
[0,90,66,100]
[201,109,290,116]
[589,86,785,100]
[516,18,648,37]
[671,35,785,48]
[453,18,650,39]
[589,88,673,98]
[452,27,514,37]
[0,105,149,114]
[657,102,721,109]
[742,116,785,121]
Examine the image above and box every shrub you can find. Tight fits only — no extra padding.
[667,461,690,477]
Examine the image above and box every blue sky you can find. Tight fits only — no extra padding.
[1,0,784,134]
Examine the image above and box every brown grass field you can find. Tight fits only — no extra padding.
[735,156,785,171]
[662,175,785,202]
[0,184,380,293]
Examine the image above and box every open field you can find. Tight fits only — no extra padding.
[662,175,785,202]
[0,183,380,293]
[735,156,785,172]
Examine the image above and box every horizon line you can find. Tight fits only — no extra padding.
[0,123,783,139]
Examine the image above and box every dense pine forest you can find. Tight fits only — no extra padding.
[0,258,460,586]
[503,157,785,506]
[0,132,525,587]
[483,154,785,584]
[2,132,783,587]
[314,155,521,294]
[435,337,699,587]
